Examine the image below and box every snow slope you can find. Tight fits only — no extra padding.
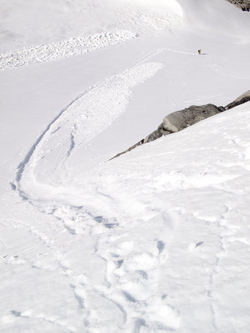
[0,0,250,332]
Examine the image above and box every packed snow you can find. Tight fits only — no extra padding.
[0,0,250,332]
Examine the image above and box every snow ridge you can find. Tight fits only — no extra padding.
[0,30,137,70]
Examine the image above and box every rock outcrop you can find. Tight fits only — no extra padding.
[111,90,250,160]
[144,104,224,144]
[226,0,250,11]
[162,104,223,133]
[225,90,250,109]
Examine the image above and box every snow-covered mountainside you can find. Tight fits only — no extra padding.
[0,0,250,332]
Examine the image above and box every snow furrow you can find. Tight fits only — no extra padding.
[128,47,199,70]
[0,30,137,70]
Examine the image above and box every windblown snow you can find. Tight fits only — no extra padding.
[0,0,250,332]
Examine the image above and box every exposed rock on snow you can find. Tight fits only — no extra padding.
[144,104,224,143]
[112,104,223,159]
[226,0,250,11]
[226,90,250,109]
[162,104,222,133]
[113,92,250,159]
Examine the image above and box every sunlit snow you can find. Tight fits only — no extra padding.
[0,0,250,332]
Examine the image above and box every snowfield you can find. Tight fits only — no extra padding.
[0,0,250,332]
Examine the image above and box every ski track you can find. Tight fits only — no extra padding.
[128,48,200,70]
[0,30,137,70]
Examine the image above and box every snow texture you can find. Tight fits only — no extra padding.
[0,0,250,332]
[0,31,137,70]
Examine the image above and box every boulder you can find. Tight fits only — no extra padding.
[110,104,223,159]
[110,90,250,160]
[162,104,223,133]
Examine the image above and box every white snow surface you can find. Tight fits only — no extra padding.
[0,0,250,332]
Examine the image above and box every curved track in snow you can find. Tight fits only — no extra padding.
[16,61,164,199]
[13,54,183,330]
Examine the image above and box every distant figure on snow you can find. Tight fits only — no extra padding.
[198,49,201,55]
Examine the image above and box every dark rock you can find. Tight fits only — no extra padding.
[226,0,250,11]
[218,106,227,112]
[110,139,144,160]
[143,125,171,144]
[143,129,163,143]
[225,90,250,109]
